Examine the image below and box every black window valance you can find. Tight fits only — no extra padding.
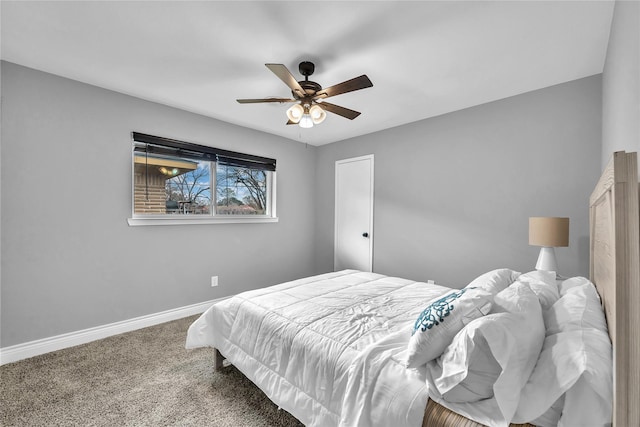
[132,132,276,172]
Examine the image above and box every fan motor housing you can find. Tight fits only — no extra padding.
[295,80,322,97]
[293,61,322,97]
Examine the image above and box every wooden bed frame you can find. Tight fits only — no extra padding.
[589,150,639,427]
[214,151,639,427]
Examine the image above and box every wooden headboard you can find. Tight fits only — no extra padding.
[589,151,639,427]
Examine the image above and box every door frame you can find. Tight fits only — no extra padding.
[334,154,374,272]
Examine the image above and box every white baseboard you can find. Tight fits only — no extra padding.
[0,298,223,366]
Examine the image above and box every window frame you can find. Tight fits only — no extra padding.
[127,132,278,226]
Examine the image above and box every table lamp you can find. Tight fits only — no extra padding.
[529,217,569,274]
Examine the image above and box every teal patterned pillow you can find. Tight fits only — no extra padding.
[406,287,493,368]
[413,288,470,334]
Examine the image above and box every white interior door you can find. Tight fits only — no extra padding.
[334,155,374,272]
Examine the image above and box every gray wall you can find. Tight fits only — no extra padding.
[315,76,602,288]
[0,64,607,348]
[1,61,318,347]
[602,0,640,174]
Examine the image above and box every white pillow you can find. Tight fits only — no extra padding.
[517,270,559,311]
[544,280,608,336]
[427,282,545,424]
[406,287,492,368]
[513,329,612,426]
[465,268,521,296]
[429,325,502,403]
[558,275,593,296]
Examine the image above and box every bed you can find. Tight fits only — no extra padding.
[186,151,638,427]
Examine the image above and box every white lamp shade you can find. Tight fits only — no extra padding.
[286,104,304,123]
[299,114,313,128]
[309,105,327,124]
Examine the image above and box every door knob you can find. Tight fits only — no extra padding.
[362,232,369,238]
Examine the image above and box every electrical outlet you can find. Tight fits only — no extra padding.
[211,276,219,287]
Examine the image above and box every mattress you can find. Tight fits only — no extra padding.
[186,269,452,426]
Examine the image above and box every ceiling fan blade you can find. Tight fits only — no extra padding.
[265,64,307,98]
[318,102,361,120]
[236,98,296,104]
[286,120,297,125]
[314,75,373,99]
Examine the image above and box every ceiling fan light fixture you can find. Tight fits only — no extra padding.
[309,104,327,125]
[299,112,314,128]
[286,103,304,123]
[237,61,373,127]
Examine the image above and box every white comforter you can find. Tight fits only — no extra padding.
[185,270,451,427]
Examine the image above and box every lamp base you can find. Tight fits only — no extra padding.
[535,247,558,273]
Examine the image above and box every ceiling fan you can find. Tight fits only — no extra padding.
[236,61,373,128]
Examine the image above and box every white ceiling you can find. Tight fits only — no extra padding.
[1,1,614,146]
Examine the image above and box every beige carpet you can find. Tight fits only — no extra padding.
[0,315,304,427]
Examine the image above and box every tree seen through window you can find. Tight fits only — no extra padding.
[216,164,267,215]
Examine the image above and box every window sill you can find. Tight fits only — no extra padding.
[127,216,279,226]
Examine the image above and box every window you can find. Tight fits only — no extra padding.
[129,132,276,225]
